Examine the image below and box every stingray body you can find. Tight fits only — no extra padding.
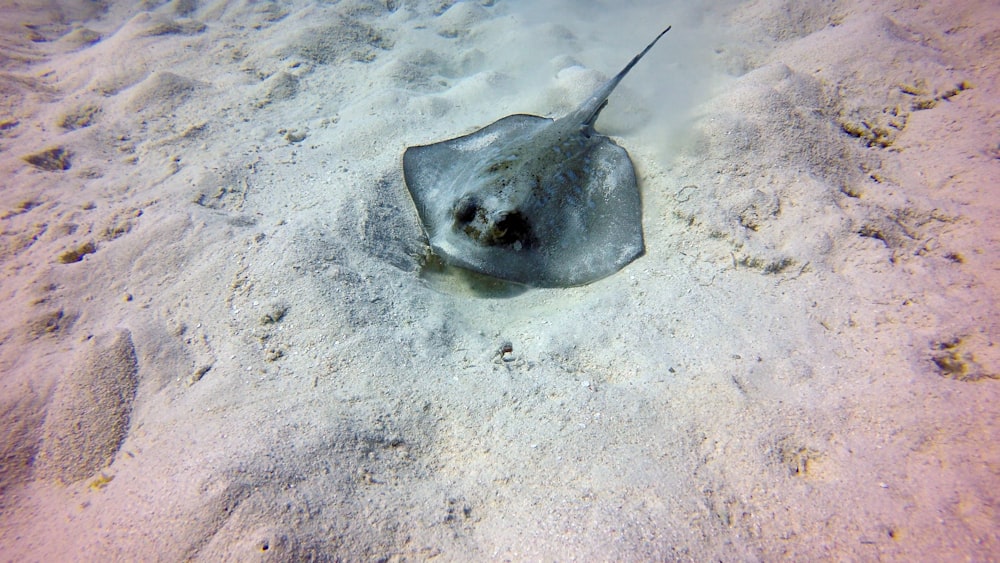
[403,26,670,287]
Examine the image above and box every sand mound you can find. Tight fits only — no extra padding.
[34,329,139,484]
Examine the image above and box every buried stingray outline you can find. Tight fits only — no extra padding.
[403,26,671,287]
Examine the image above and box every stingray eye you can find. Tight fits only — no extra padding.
[492,211,532,249]
[453,197,479,224]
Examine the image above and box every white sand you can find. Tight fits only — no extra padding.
[1,0,997,559]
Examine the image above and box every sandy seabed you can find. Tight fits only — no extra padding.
[1,0,998,560]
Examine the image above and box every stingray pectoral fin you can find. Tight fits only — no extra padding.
[535,138,644,286]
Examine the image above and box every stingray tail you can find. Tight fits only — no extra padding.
[572,26,671,129]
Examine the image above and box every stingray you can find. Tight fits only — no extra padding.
[403,26,671,287]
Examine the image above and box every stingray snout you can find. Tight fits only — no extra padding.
[452,196,533,250]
